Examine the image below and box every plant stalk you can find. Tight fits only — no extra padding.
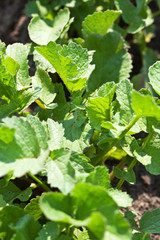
[109,158,127,181]
[27,172,51,192]
[116,123,158,189]
[92,115,140,166]
[116,158,137,189]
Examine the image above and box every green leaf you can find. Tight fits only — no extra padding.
[125,211,137,230]
[33,50,56,74]
[120,135,151,166]
[40,192,74,224]
[35,222,60,240]
[82,10,121,38]
[32,68,56,105]
[148,61,160,96]
[6,43,30,90]
[3,57,19,76]
[139,208,160,234]
[46,149,93,194]
[0,195,6,207]
[28,8,70,45]
[84,31,132,92]
[24,197,42,220]
[87,212,106,239]
[0,116,49,177]
[116,79,134,125]
[132,90,160,119]
[113,166,123,179]
[86,82,116,131]
[0,179,32,204]
[40,184,131,239]
[10,215,40,240]
[114,0,153,33]
[36,41,94,93]
[25,0,50,17]
[15,87,41,112]
[0,55,16,99]
[0,40,6,54]
[47,119,65,151]
[122,168,136,185]
[0,206,25,240]
[85,166,110,189]
[108,189,133,208]
[142,125,160,175]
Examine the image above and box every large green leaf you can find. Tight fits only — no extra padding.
[40,183,131,239]
[82,10,121,37]
[84,31,132,92]
[28,8,70,45]
[0,116,49,177]
[36,41,95,93]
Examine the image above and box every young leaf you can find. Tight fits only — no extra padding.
[82,10,121,38]
[28,8,70,45]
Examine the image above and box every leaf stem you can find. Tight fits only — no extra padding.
[27,172,51,192]
[35,100,46,110]
[152,10,160,18]
[109,158,127,181]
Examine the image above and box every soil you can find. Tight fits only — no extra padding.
[1,1,160,239]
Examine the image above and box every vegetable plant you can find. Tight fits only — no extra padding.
[1,0,160,239]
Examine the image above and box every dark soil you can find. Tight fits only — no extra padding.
[1,1,160,239]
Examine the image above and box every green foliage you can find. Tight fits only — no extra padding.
[1,0,160,239]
